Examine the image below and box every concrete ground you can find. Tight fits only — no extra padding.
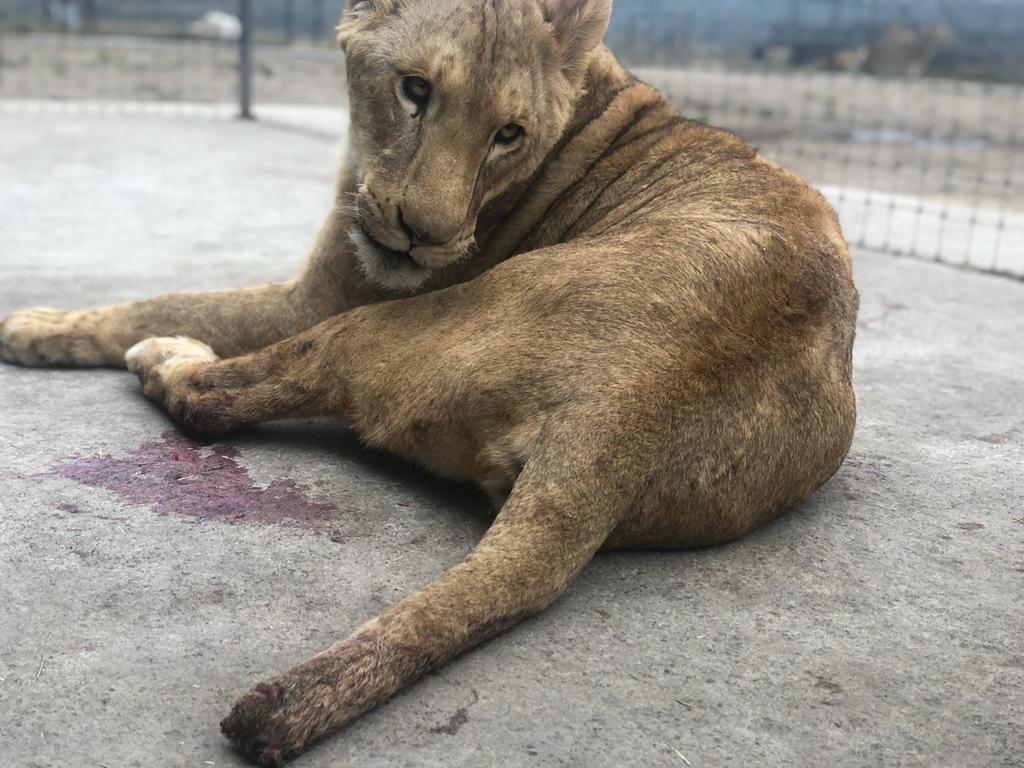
[0,112,1021,768]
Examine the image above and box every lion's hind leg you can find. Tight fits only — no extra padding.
[218,429,636,765]
[121,277,656,765]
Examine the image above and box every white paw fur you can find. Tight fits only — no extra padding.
[125,336,217,375]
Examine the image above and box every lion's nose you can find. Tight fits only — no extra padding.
[397,206,452,247]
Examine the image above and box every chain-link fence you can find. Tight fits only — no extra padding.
[0,1,347,112]
[1,0,1021,278]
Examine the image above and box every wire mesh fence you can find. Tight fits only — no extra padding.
[0,0,1021,279]
[0,1,346,106]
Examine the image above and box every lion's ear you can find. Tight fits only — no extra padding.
[542,0,612,79]
[337,0,400,51]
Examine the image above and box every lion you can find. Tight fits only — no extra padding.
[0,0,859,764]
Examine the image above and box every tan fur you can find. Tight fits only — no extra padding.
[2,1,858,765]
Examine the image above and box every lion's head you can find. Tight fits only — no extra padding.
[338,0,612,290]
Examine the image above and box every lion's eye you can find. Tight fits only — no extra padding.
[495,123,525,146]
[401,76,432,110]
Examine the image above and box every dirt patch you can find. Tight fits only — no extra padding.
[430,689,480,736]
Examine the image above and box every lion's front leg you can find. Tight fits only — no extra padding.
[125,333,326,436]
[1,205,371,369]
[125,336,236,435]
[0,279,337,369]
[0,307,118,367]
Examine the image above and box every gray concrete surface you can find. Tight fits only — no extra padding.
[0,113,1021,768]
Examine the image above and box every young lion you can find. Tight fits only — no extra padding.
[0,0,859,764]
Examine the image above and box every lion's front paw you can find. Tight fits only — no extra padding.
[125,336,217,378]
[126,337,233,436]
[0,308,107,367]
[221,683,309,768]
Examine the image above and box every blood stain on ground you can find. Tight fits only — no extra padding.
[53,429,340,533]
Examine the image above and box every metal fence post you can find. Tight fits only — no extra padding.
[82,0,97,31]
[312,0,325,41]
[239,0,254,120]
[285,0,295,44]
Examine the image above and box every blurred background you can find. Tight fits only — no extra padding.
[0,0,1021,279]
